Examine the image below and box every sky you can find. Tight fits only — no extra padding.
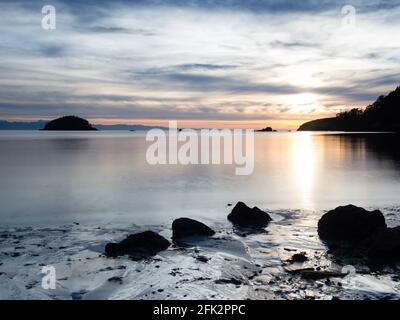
[0,0,399,129]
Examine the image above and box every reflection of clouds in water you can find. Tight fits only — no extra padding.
[291,133,316,209]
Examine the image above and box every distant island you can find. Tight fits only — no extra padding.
[256,126,277,132]
[298,87,400,132]
[41,116,98,131]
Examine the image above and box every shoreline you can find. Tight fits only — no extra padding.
[1,206,400,300]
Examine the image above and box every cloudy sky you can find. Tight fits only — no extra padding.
[0,0,399,129]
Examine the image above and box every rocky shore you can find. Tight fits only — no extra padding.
[1,203,400,300]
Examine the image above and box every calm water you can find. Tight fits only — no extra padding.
[0,131,399,226]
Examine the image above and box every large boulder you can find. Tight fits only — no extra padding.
[172,218,215,240]
[318,205,386,243]
[228,202,272,228]
[105,231,170,259]
[369,227,400,259]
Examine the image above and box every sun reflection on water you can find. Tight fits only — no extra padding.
[291,132,316,209]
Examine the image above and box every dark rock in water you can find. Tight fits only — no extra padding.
[71,290,87,300]
[42,116,97,131]
[105,231,170,259]
[228,202,272,228]
[196,255,210,263]
[107,277,123,284]
[318,205,386,243]
[215,278,244,286]
[257,126,277,132]
[369,227,400,259]
[319,206,400,263]
[172,218,215,239]
[286,268,348,279]
[291,252,308,263]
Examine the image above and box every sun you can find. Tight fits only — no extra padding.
[289,92,322,114]
[285,66,321,87]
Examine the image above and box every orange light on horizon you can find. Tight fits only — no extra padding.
[87,118,309,130]
[0,116,331,131]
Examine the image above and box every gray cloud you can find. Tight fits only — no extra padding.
[48,0,400,14]
[152,72,304,94]
[0,102,280,121]
[270,40,320,49]
[0,0,399,125]
[175,64,238,71]
[39,44,67,57]
[86,26,158,36]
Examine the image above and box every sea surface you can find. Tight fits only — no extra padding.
[0,131,399,226]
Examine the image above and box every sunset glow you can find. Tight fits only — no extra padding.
[0,1,399,129]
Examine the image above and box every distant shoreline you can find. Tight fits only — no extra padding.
[0,120,168,131]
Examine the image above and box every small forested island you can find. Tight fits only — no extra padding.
[298,87,400,132]
[41,116,98,131]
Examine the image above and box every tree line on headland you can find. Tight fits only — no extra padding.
[298,87,400,132]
